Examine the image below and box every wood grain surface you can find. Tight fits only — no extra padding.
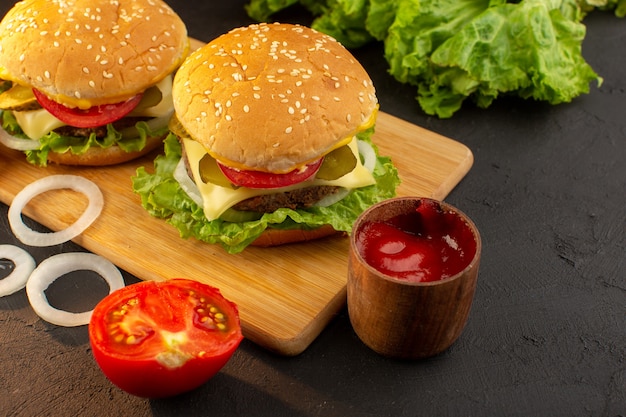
[0,110,472,356]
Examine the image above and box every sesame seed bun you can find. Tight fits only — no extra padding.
[250,225,341,247]
[172,22,378,174]
[0,0,188,109]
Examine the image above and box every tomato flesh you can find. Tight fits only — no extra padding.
[32,88,143,128]
[218,158,323,189]
[88,278,243,398]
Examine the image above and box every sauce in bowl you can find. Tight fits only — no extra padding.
[355,199,477,282]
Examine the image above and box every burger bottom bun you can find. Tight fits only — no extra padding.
[46,134,164,166]
[251,224,343,247]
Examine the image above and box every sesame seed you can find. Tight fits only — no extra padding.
[225,114,232,121]
[243,105,250,113]
[285,126,293,134]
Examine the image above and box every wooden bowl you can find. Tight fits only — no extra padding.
[347,197,481,359]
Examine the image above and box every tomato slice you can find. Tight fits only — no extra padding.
[88,278,243,398]
[32,88,143,128]
[218,158,323,189]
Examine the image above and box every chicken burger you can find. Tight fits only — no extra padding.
[133,23,399,253]
[0,0,188,166]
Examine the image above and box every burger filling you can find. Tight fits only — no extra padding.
[0,75,174,165]
[178,134,376,222]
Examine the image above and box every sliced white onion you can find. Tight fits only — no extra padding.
[314,187,351,207]
[357,139,376,173]
[8,175,104,247]
[0,245,36,297]
[119,111,173,138]
[173,156,204,206]
[0,126,41,150]
[25,252,124,327]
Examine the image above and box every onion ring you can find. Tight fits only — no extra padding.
[174,156,204,206]
[0,245,36,297]
[0,126,41,150]
[8,175,104,247]
[26,252,124,327]
[357,139,376,173]
[119,111,173,138]
[314,188,351,207]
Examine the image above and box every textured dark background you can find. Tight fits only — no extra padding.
[0,1,624,416]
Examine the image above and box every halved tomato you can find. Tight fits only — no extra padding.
[218,158,323,189]
[32,89,143,128]
[88,278,243,398]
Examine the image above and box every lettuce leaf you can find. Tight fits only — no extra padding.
[132,129,400,254]
[415,0,601,117]
[0,110,168,166]
[246,0,374,48]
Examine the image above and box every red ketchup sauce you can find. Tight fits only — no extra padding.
[355,200,477,283]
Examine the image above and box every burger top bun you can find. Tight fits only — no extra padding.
[173,22,378,174]
[0,0,188,109]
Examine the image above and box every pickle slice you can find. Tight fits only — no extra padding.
[130,85,162,114]
[168,113,188,138]
[316,145,357,180]
[198,154,238,189]
[0,80,11,93]
[0,84,40,111]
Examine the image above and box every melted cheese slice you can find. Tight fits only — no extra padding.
[13,108,66,139]
[12,75,174,140]
[184,136,376,221]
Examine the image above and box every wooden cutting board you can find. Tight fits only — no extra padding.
[0,111,472,356]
